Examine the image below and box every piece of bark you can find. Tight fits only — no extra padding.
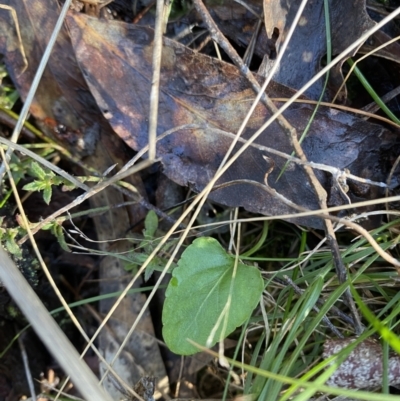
[323,337,400,389]
[89,132,169,399]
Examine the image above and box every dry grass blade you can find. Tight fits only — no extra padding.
[0,249,113,401]
[147,0,166,160]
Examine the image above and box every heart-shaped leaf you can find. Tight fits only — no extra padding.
[162,237,263,355]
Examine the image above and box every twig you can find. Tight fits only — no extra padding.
[333,34,400,104]
[192,0,363,334]
[280,276,345,338]
[0,108,35,139]
[243,12,263,66]
[132,0,155,23]
[113,122,390,192]
[0,136,90,190]
[233,0,261,18]
[362,84,400,115]
[207,126,389,189]
[192,0,299,137]
[271,97,400,129]
[259,168,400,269]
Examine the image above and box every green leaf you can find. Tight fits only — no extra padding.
[347,58,400,125]
[124,253,148,271]
[4,228,22,258]
[51,223,70,252]
[29,161,47,180]
[162,237,263,355]
[124,251,168,280]
[144,210,158,239]
[22,181,45,192]
[43,185,52,205]
[144,257,168,281]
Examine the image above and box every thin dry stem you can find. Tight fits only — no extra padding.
[260,169,400,269]
[17,159,153,243]
[17,333,36,400]
[363,84,400,115]
[147,0,165,160]
[281,276,345,338]
[271,97,400,128]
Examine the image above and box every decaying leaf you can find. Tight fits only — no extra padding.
[206,0,273,60]
[206,1,400,102]
[67,12,399,229]
[359,29,400,66]
[261,0,393,101]
[323,337,400,389]
[0,0,105,155]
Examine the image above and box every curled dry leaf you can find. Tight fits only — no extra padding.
[323,337,400,389]
[66,13,400,229]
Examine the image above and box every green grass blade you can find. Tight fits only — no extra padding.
[347,58,400,125]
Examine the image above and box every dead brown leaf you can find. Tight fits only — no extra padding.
[262,0,377,101]
[67,12,399,229]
